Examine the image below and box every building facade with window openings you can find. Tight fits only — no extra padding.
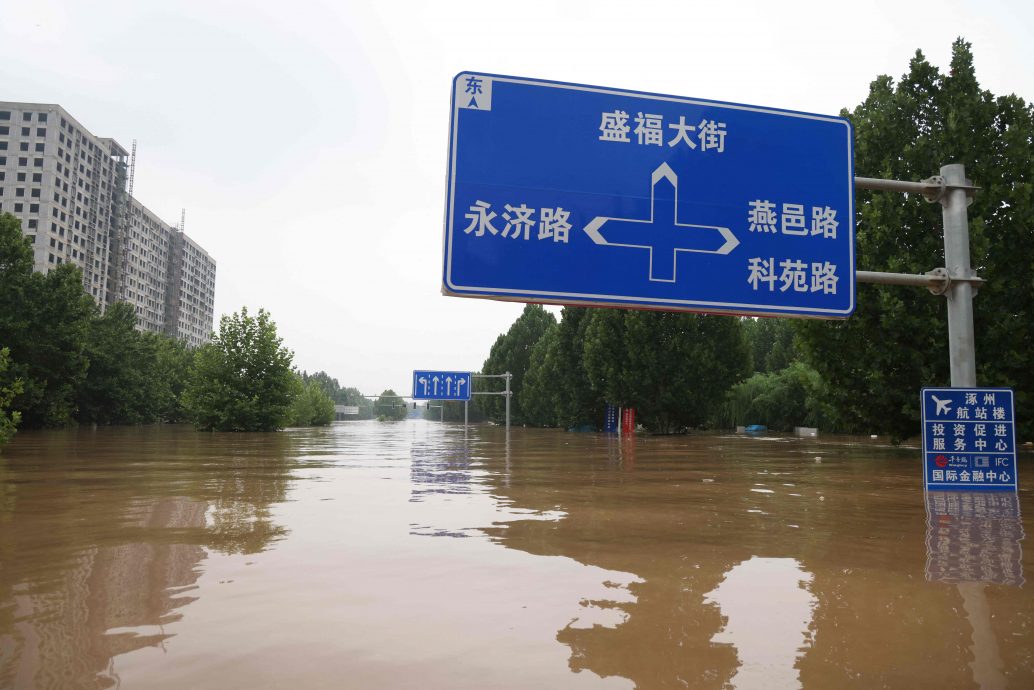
[0,101,216,346]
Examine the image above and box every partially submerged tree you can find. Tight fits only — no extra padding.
[183,308,298,431]
[289,377,335,427]
[376,389,407,421]
[0,348,22,446]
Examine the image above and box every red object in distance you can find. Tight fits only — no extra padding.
[622,408,636,435]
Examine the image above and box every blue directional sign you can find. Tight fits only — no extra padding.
[444,73,855,318]
[921,388,1017,491]
[412,370,471,401]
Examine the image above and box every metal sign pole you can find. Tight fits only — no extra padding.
[464,400,468,430]
[505,372,511,433]
[854,169,981,388]
[470,373,511,429]
[939,164,977,388]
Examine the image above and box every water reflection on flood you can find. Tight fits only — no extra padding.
[0,422,1031,689]
[925,491,1026,690]
[704,557,816,690]
[0,427,315,689]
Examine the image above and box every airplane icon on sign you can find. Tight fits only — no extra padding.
[931,395,952,416]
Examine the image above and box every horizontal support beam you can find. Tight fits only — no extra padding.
[857,269,984,294]
[854,177,941,195]
[857,270,941,287]
[854,176,979,203]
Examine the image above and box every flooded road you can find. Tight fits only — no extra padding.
[0,421,1031,689]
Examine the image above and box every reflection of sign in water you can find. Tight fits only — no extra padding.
[921,388,1017,491]
[925,491,1024,586]
[704,557,816,689]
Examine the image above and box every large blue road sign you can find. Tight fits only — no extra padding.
[412,370,472,401]
[444,73,855,318]
[921,388,1017,491]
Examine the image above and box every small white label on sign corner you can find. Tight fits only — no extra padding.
[457,74,492,111]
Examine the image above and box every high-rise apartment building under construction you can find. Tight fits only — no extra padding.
[0,101,216,347]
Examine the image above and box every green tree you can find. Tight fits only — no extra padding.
[147,333,195,423]
[0,348,23,446]
[289,377,336,426]
[520,307,608,429]
[75,302,157,425]
[182,308,299,431]
[721,361,839,431]
[375,389,407,421]
[742,317,797,374]
[475,304,557,423]
[337,386,375,419]
[0,214,94,427]
[583,311,751,433]
[520,327,562,427]
[303,370,341,400]
[797,40,1034,440]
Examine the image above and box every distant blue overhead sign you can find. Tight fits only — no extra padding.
[412,370,471,401]
[443,73,855,318]
[921,388,1017,491]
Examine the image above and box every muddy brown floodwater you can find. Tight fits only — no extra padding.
[0,421,1031,689]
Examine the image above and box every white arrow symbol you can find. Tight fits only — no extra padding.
[457,377,466,395]
[418,376,428,395]
[583,162,739,283]
[446,376,453,395]
[432,376,440,395]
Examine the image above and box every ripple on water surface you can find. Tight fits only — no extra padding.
[0,421,1031,689]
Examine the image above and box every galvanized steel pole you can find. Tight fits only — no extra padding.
[505,372,511,433]
[940,164,977,387]
[854,169,980,388]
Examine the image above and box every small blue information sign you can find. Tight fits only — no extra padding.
[921,388,1017,491]
[444,73,855,318]
[604,404,618,433]
[412,370,472,401]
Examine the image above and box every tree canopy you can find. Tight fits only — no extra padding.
[0,348,22,446]
[797,39,1033,439]
[0,213,93,427]
[475,304,557,424]
[376,389,408,421]
[289,377,336,427]
[183,308,299,431]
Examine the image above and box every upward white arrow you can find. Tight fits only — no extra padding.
[445,376,453,395]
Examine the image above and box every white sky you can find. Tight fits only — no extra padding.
[2,0,1032,396]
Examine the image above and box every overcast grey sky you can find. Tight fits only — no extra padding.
[2,0,1032,395]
